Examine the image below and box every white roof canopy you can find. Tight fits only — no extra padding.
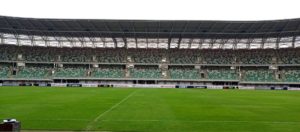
[0,33,299,49]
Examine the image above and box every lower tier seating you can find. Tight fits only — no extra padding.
[0,65,9,78]
[130,67,161,79]
[169,68,200,79]
[283,70,300,82]
[1,63,300,83]
[15,67,50,79]
[54,67,86,78]
[207,69,238,80]
[92,67,125,78]
[243,70,276,82]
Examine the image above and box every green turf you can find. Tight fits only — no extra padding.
[1,87,300,132]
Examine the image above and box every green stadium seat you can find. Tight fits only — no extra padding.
[283,70,300,82]
[169,50,198,64]
[0,65,9,78]
[92,66,125,78]
[54,67,86,78]
[15,66,51,79]
[243,69,276,82]
[130,67,161,79]
[202,50,235,64]
[169,67,200,79]
[130,50,163,63]
[238,50,273,64]
[207,69,238,80]
[97,50,126,63]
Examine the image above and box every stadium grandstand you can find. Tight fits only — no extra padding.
[0,15,300,89]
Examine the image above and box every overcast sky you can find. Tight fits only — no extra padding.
[0,0,299,21]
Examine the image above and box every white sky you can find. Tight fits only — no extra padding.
[0,0,299,21]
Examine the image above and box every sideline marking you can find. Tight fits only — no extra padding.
[101,119,300,124]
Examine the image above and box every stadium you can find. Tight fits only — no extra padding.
[1,16,300,89]
[1,2,300,131]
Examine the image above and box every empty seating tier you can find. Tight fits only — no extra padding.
[0,65,9,78]
[243,69,276,82]
[130,66,161,79]
[169,67,200,79]
[207,69,238,80]
[15,66,51,79]
[92,66,125,78]
[283,69,300,82]
[54,67,87,78]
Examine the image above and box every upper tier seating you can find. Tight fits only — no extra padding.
[202,50,235,64]
[60,49,92,62]
[169,50,198,64]
[96,49,126,63]
[1,46,300,65]
[22,48,55,62]
[278,49,300,64]
[129,50,163,63]
[238,50,274,64]
[0,46,16,61]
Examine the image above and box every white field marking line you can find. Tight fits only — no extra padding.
[22,130,112,132]
[26,119,91,121]
[101,119,300,124]
[85,89,138,131]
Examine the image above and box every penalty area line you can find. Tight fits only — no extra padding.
[85,89,139,131]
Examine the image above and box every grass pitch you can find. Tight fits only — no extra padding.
[1,87,300,132]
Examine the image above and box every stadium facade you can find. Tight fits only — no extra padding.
[0,16,300,89]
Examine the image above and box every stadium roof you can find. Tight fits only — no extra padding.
[1,16,300,38]
[1,16,300,49]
